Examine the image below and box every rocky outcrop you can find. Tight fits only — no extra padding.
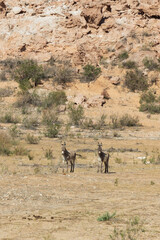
[0,0,159,65]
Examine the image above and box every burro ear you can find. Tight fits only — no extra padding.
[101,142,102,146]
[64,142,66,146]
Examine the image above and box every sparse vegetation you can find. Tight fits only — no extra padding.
[42,91,67,108]
[0,87,14,97]
[26,134,40,144]
[110,114,140,128]
[23,116,39,129]
[97,212,116,222]
[118,51,129,61]
[139,90,160,114]
[45,124,61,138]
[81,64,101,82]
[54,64,74,85]
[13,146,29,156]
[110,216,144,240]
[45,148,53,160]
[68,103,84,126]
[124,69,148,92]
[0,112,19,124]
[122,60,137,69]
[0,131,12,155]
[143,57,159,71]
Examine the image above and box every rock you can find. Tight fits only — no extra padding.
[110,77,121,85]
[87,95,106,107]
[72,94,87,105]
[101,88,110,100]
[12,7,24,15]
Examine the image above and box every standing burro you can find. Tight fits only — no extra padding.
[97,142,110,173]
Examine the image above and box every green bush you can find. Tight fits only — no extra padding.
[45,124,60,138]
[122,60,137,69]
[68,103,84,126]
[143,57,159,71]
[124,69,149,92]
[42,91,67,108]
[118,51,129,61]
[81,64,101,82]
[13,59,44,91]
[97,212,116,222]
[139,90,160,114]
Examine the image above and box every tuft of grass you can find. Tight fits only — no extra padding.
[23,116,39,129]
[97,212,116,222]
[45,148,53,160]
[0,112,19,124]
[0,131,13,155]
[14,146,29,156]
[26,134,40,144]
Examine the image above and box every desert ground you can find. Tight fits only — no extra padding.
[0,81,160,240]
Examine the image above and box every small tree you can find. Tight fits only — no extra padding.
[82,64,101,82]
[124,69,148,92]
[14,59,44,91]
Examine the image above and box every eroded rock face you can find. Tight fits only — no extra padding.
[0,0,159,65]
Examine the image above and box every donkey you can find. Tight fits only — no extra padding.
[61,142,76,173]
[97,142,110,173]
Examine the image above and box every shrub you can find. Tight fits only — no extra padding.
[124,69,149,92]
[45,148,53,159]
[97,212,116,222]
[42,109,59,126]
[13,59,44,91]
[26,134,40,144]
[110,216,144,240]
[13,146,29,155]
[0,71,7,81]
[0,131,12,155]
[45,124,60,138]
[9,125,20,138]
[54,64,74,85]
[0,87,14,97]
[110,114,140,128]
[81,64,101,82]
[68,103,84,126]
[42,91,67,108]
[23,116,39,129]
[119,114,140,127]
[118,51,129,61]
[0,112,19,124]
[139,90,160,114]
[143,57,159,71]
[15,91,41,108]
[122,60,137,69]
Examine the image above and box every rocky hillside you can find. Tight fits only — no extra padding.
[0,0,159,63]
[0,0,160,104]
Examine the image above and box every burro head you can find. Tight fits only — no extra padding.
[61,142,66,153]
[98,142,102,153]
